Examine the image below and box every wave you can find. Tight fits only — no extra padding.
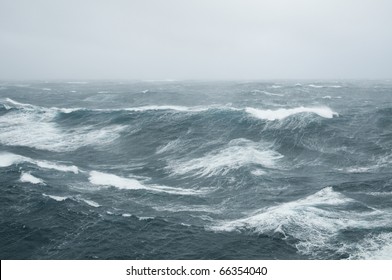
[251,90,284,97]
[2,98,338,123]
[80,198,100,208]
[1,97,227,115]
[210,187,390,258]
[88,171,207,196]
[42,193,100,208]
[0,99,338,154]
[245,106,338,121]
[0,152,26,167]
[168,138,283,177]
[0,152,79,174]
[308,84,342,88]
[42,193,68,201]
[20,172,45,185]
[153,204,222,214]
[0,99,126,152]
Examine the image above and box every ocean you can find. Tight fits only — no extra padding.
[0,80,391,259]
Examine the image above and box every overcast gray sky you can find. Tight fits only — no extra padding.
[0,0,391,80]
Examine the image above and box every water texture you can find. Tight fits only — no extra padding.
[0,80,391,259]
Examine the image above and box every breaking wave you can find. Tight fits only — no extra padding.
[168,138,283,177]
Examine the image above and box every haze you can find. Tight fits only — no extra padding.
[1,0,391,80]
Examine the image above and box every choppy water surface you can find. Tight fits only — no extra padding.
[1,80,391,259]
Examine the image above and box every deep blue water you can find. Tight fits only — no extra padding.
[0,80,391,259]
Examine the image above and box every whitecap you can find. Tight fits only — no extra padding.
[42,193,68,201]
[250,169,266,176]
[156,139,184,154]
[0,152,79,174]
[35,161,79,174]
[169,138,282,177]
[0,100,126,151]
[20,172,45,185]
[308,84,325,88]
[210,187,389,257]
[347,233,392,260]
[0,152,27,167]
[251,90,284,97]
[138,216,154,221]
[153,204,222,214]
[88,171,206,195]
[125,105,209,112]
[245,106,338,121]
[80,199,100,208]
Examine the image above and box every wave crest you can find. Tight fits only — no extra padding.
[88,171,206,196]
[169,138,283,177]
[245,106,338,121]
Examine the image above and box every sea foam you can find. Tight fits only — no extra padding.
[89,171,206,195]
[245,106,338,121]
[0,99,125,152]
[169,138,283,177]
[0,152,79,174]
[0,152,27,167]
[20,172,45,185]
[211,187,389,257]
[42,193,68,201]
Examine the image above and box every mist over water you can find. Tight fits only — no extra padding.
[1,80,392,259]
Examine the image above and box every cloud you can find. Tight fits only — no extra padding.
[0,0,391,79]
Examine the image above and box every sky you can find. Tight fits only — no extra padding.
[0,0,391,80]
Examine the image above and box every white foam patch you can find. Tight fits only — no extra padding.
[0,152,79,174]
[138,216,154,220]
[126,105,206,112]
[20,172,45,184]
[3,98,33,108]
[153,204,222,214]
[0,152,27,167]
[42,193,68,201]
[347,233,392,260]
[81,199,100,208]
[156,139,183,154]
[35,161,79,174]
[345,167,372,173]
[122,213,132,217]
[251,90,284,97]
[169,138,283,177]
[251,169,266,176]
[89,171,206,195]
[211,187,389,257]
[308,84,325,88]
[0,99,125,152]
[245,106,338,121]
[309,84,342,88]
